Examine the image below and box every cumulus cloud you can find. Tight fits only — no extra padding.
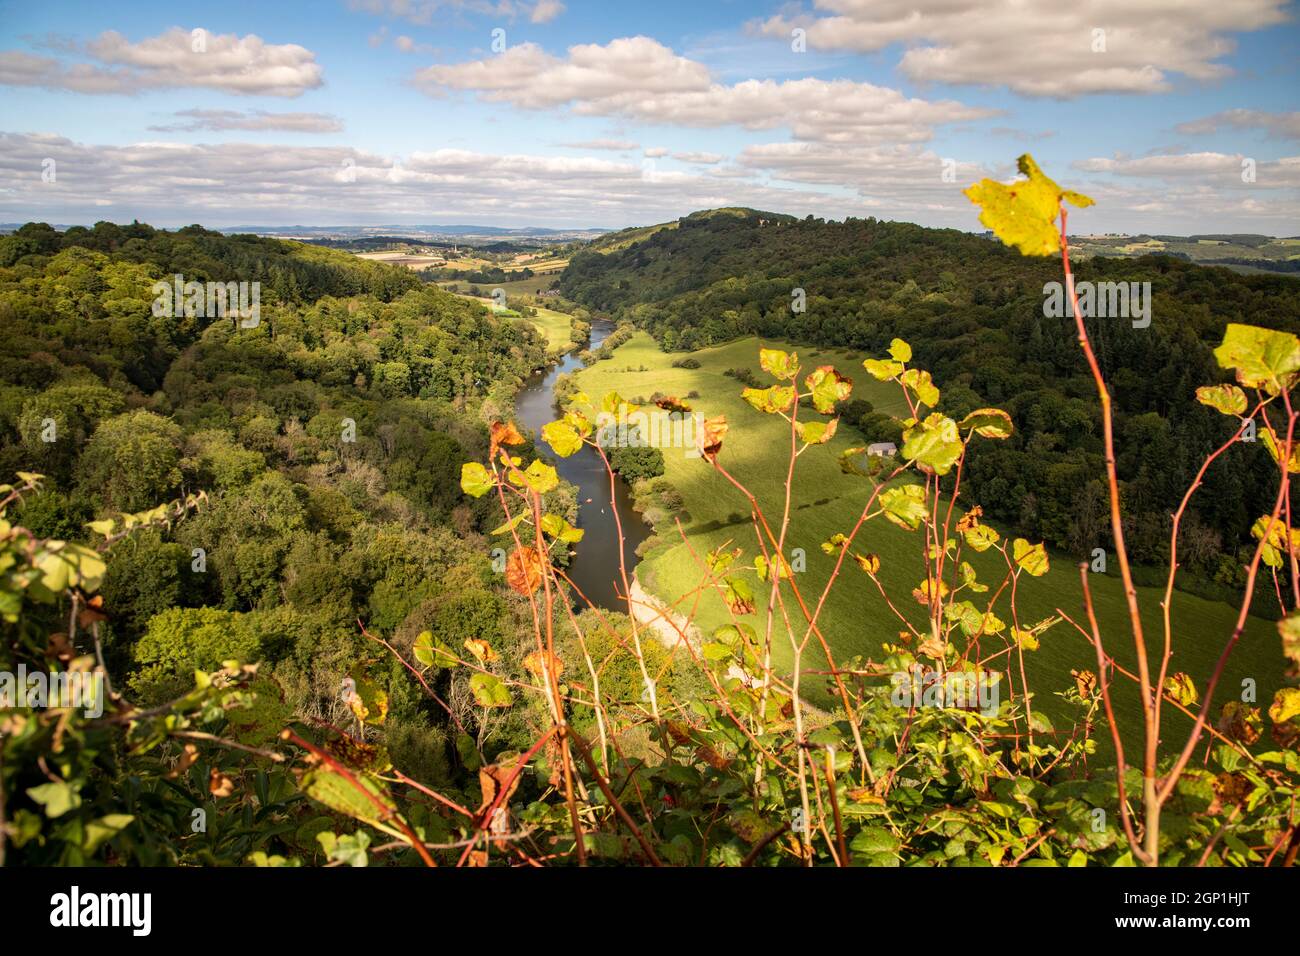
[1176,109,1300,140]
[0,130,871,227]
[758,0,1290,98]
[147,109,343,134]
[413,36,994,144]
[0,27,323,97]
[1074,150,1300,188]
[5,128,1293,234]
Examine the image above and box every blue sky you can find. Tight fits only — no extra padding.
[0,0,1296,233]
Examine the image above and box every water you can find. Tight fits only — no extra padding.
[514,318,651,609]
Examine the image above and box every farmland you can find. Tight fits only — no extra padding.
[571,331,1283,745]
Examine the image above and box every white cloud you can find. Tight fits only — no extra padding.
[673,151,723,164]
[759,0,1290,98]
[531,0,565,24]
[413,36,993,144]
[560,138,638,151]
[0,27,323,97]
[1176,109,1300,140]
[0,130,868,227]
[147,109,343,134]
[1075,151,1300,188]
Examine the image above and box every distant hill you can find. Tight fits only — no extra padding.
[1071,232,1300,275]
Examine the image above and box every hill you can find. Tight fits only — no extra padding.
[559,209,1300,599]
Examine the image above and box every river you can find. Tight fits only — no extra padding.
[514,318,650,610]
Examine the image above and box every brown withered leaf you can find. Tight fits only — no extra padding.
[209,767,235,798]
[78,594,109,627]
[700,415,728,460]
[1071,668,1097,698]
[655,395,693,414]
[46,632,74,663]
[505,546,544,595]
[523,649,564,679]
[168,743,200,780]
[955,506,984,533]
[490,420,525,457]
[1216,702,1262,746]
[464,638,499,664]
[694,743,731,771]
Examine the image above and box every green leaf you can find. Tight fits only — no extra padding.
[1012,538,1049,577]
[741,385,795,414]
[540,513,584,543]
[27,780,80,818]
[84,814,135,854]
[1163,672,1199,707]
[413,630,460,669]
[804,366,853,414]
[300,767,395,827]
[902,413,963,475]
[541,419,584,457]
[796,419,836,445]
[759,348,800,381]
[960,408,1014,440]
[520,459,559,495]
[900,368,940,409]
[1259,427,1300,474]
[460,462,494,498]
[888,338,912,363]
[469,672,512,708]
[1269,687,1300,724]
[964,153,1093,257]
[879,484,928,531]
[1213,324,1300,396]
[963,524,999,552]
[1195,384,1248,417]
[863,358,904,381]
[489,513,527,536]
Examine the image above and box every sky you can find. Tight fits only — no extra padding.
[0,0,1297,234]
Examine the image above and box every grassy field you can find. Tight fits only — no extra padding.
[527,305,577,350]
[572,332,1286,748]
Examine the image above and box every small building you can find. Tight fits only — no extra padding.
[867,441,897,457]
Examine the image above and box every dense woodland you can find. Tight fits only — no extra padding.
[561,209,1300,598]
[0,222,630,808]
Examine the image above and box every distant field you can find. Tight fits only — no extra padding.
[572,332,1285,747]
[439,273,564,296]
[354,251,446,271]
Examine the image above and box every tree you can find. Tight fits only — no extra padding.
[78,410,182,513]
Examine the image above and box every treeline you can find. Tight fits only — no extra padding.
[560,209,1300,592]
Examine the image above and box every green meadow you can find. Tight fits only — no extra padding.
[573,332,1285,747]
